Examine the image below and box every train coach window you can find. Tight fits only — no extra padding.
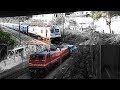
[30,54,44,60]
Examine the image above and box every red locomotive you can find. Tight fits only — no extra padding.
[29,44,71,74]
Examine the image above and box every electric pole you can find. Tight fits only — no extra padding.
[62,13,65,42]
[19,21,21,45]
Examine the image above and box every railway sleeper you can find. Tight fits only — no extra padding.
[29,68,49,78]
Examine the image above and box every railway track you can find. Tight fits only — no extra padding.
[43,54,71,79]
[0,61,29,79]
[16,72,31,79]
[58,58,79,79]
[2,67,29,79]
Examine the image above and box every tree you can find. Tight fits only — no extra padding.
[91,11,120,33]
[0,31,16,45]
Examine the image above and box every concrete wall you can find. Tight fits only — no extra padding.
[101,45,120,79]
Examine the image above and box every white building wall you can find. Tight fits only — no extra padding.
[32,14,55,23]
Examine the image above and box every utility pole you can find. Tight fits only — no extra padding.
[19,21,21,45]
[62,13,65,42]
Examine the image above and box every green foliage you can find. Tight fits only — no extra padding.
[91,11,101,20]
[91,11,120,21]
[0,31,16,45]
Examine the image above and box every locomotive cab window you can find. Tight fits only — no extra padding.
[38,55,44,60]
[30,54,36,60]
[51,29,54,33]
[30,54,44,60]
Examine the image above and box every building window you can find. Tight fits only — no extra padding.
[56,14,58,17]
[54,14,57,17]
[41,30,43,33]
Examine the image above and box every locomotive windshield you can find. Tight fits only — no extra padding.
[30,54,44,60]
[55,29,59,32]
[51,29,54,33]
[51,29,59,33]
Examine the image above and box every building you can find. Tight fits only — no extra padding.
[65,11,91,17]
[74,11,84,16]
[32,14,55,23]
[31,13,65,24]
[83,11,91,15]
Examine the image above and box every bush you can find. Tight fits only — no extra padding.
[0,31,16,45]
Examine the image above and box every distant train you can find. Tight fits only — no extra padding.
[0,23,61,42]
